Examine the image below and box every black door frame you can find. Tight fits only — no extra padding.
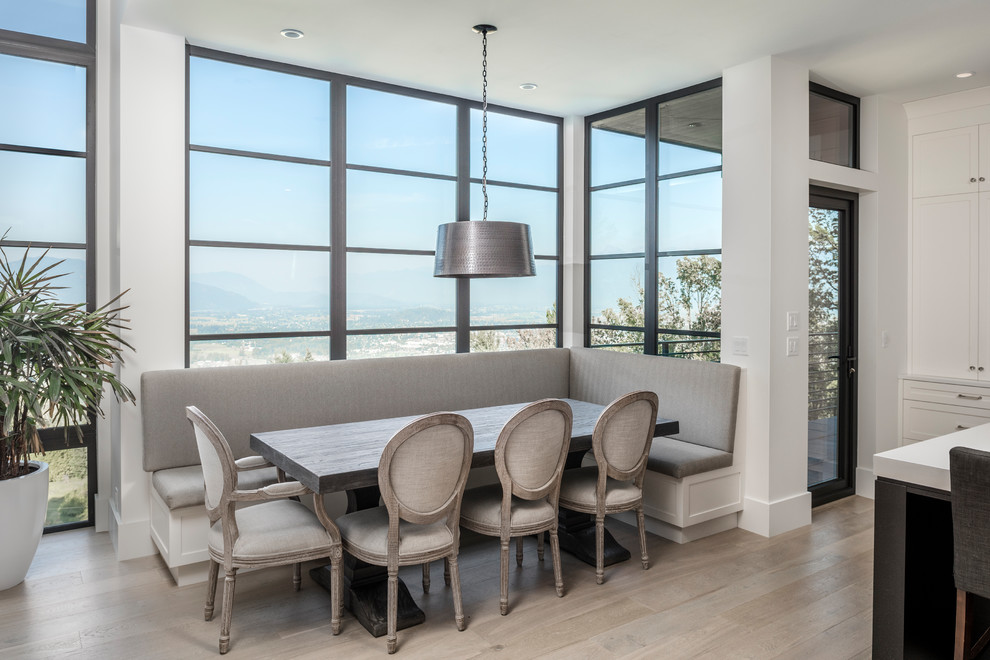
[809,186,858,506]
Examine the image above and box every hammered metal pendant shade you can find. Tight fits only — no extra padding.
[434,221,536,278]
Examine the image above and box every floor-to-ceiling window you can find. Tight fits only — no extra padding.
[586,81,722,359]
[0,0,96,530]
[187,48,561,366]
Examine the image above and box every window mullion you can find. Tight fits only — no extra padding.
[330,81,347,360]
[644,103,659,355]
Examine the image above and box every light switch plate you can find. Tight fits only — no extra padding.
[732,336,749,356]
[786,337,799,357]
[786,312,799,332]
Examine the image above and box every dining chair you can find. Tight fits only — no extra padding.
[335,412,474,654]
[459,399,573,615]
[949,445,990,660]
[185,406,343,655]
[557,390,659,585]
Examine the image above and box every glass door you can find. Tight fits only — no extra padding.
[808,188,857,505]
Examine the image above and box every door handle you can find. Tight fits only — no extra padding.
[848,366,856,376]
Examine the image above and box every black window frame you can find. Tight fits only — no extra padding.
[0,0,98,533]
[809,82,860,169]
[185,46,563,365]
[584,78,722,358]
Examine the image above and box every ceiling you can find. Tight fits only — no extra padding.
[120,0,990,117]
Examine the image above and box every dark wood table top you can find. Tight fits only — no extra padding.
[250,398,679,494]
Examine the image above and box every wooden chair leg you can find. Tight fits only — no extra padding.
[537,532,545,562]
[957,588,990,660]
[387,568,398,654]
[500,538,510,616]
[637,506,649,570]
[330,553,342,635]
[444,557,451,586]
[219,568,238,655]
[516,536,524,567]
[422,562,431,594]
[449,554,466,631]
[595,515,605,585]
[205,559,220,621]
[293,562,302,591]
[549,529,563,597]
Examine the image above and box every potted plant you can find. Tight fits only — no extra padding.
[0,240,135,590]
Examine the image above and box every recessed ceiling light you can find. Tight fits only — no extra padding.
[956,71,974,78]
[281,28,304,39]
[519,83,538,90]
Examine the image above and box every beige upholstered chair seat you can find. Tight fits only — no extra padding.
[207,499,336,561]
[459,484,556,533]
[558,466,643,509]
[337,506,454,562]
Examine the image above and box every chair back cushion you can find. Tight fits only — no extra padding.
[185,406,234,515]
[499,400,572,498]
[595,392,659,478]
[381,413,473,524]
[950,446,990,598]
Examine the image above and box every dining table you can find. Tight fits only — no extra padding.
[250,397,678,637]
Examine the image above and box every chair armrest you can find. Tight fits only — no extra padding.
[230,481,311,502]
[234,455,272,471]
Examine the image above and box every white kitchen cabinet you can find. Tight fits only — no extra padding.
[913,124,989,198]
[900,376,990,445]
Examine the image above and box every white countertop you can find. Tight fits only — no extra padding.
[874,423,990,492]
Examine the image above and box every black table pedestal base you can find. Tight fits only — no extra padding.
[309,566,425,638]
[555,514,631,567]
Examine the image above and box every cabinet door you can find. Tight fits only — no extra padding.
[912,195,980,379]
[981,193,990,378]
[981,124,990,191]
[913,126,979,197]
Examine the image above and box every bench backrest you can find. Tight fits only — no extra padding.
[568,347,740,454]
[141,348,571,472]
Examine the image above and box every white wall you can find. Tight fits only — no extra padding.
[562,116,585,347]
[110,24,187,559]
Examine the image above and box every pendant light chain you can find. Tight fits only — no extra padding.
[481,27,489,222]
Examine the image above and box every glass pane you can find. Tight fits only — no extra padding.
[189,57,330,160]
[657,172,722,252]
[29,447,88,526]
[658,86,722,176]
[810,92,854,167]
[190,151,330,246]
[471,110,557,187]
[471,259,556,325]
[0,0,87,42]
[809,205,840,486]
[0,54,86,151]
[1,246,85,304]
[347,87,456,175]
[589,258,644,324]
[0,151,86,244]
[347,253,455,329]
[470,184,557,256]
[590,184,645,255]
[657,335,720,361]
[590,328,644,353]
[347,332,455,360]
[347,170,455,251]
[657,254,721,333]
[189,247,330,335]
[471,327,557,352]
[190,337,330,368]
[590,108,645,187]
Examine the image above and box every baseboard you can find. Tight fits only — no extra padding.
[169,560,212,586]
[855,467,875,499]
[109,498,156,560]
[738,491,812,537]
[614,510,739,544]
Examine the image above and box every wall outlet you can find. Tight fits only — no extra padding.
[732,336,749,356]
[786,337,799,357]
[786,311,799,332]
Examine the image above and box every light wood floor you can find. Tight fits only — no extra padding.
[0,496,875,659]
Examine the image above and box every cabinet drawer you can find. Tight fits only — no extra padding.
[902,400,990,444]
[902,379,990,411]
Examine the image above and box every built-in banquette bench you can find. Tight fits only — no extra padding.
[142,347,741,585]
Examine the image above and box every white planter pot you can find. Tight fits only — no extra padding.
[0,461,49,591]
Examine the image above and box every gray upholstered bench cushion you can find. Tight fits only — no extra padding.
[647,437,733,479]
[152,465,279,510]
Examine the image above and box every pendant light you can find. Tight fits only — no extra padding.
[434,24,536,278]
